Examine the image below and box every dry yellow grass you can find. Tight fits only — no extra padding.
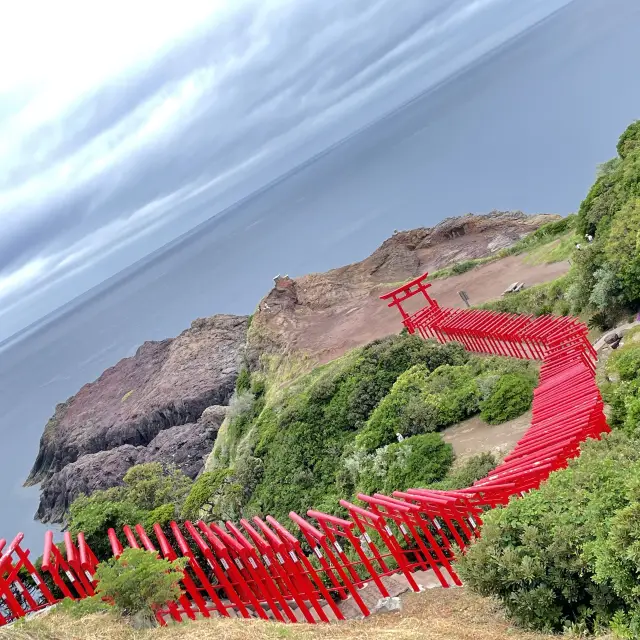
[0,588,557,640]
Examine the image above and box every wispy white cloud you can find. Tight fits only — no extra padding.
[0,0,572,340]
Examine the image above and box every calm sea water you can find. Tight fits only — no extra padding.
[2,0,640,547]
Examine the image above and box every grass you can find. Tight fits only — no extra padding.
[0,589,561,640]
[522,233,576,266]
[384,219,578,287]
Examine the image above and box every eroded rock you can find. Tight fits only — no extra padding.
[28,315,248,522]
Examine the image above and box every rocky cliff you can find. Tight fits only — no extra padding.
[28,315,247,522]
[29,211,563,523]
[247,210,563,365]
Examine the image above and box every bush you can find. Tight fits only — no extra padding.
[456,432,640,633]
[430,452,498,490]
[69,463,193,560]
[181,468,232,521]
[350,434,454,496]
[382,434,453,493]
[604,199,640,304]
[247,335,470,522]
[95,548,186,621]
[69,490,145,560]
[617,120,640,159]
[122,463,192,513]
[608,344,640,382]
[356,364,482,452]
[58,594,112,619]
[479,373,534,424]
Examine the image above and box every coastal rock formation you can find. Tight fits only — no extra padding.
[30,211,565,522]
[28,314,246,522]
[36,411,226,523]
[248,211,563,364]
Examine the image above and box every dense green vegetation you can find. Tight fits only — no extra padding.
[66,338,535,558]
[201,334,536,525]
[483,121,640,329]
[426,121,640,637]
[457,325,640,637]
[69,463,193,559]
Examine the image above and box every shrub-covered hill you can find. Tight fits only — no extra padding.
[479,120,640,332]
[193,333,537,525]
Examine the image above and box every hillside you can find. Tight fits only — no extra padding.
[26,210,564,524]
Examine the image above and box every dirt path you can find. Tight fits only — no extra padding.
[442,411,532,463]
[315,255,569,363]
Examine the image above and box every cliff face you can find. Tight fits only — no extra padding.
[28,314,247,522]
[248,211,563,365]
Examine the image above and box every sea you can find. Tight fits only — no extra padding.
[2,0,640,548]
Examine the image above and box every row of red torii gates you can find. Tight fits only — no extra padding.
[1,272,609,626]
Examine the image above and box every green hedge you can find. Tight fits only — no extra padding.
[479,373,535,424]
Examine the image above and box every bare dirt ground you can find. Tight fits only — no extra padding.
[442,411,532,464]
[249,212,566,366]
[306,255,569,364]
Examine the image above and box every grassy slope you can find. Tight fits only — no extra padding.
[202,218,573,524]
[1,589,562,640]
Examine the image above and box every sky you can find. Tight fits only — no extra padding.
[0,0,573,342]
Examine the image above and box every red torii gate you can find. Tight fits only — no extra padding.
[379,272,438,327]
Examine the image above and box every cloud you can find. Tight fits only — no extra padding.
[0,0,571,339]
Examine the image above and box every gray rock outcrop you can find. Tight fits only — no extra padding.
[27,314,245,522]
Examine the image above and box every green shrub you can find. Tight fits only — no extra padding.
[382,434,453,493]
[69,491,145,560]
[350,434,454,496]
[430,452,498,490]
[121,463,192,513]
[608,344,640,382]
[604,199,640,304]
[356,363,483,452]
[479,373,534,424]
[617,120,640,159]
[246,335,470,521]
[69,464,193,560]
[95,548,186,621]
[58,594,112,618]
[457,432,640,633]
[181,468,232,521]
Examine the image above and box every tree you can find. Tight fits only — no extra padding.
[69,463,193,560]
[123,463,192,513]
[617,120,640,159]
[69,489,145,559]
[604,199,640,305]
